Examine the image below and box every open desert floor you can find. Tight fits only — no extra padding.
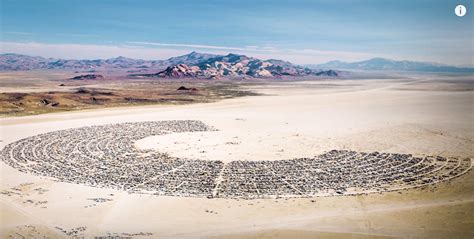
[0,71,259,116]
[1,74,473,238]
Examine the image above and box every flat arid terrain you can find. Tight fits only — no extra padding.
[0,71,259,116]
[1,73,473,238]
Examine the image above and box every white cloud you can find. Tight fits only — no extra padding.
[127,41,260,52]
[0,41,377,64]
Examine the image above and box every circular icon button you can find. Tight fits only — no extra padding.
[455,5,467,17]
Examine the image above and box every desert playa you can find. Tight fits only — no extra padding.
[1,74,473,238]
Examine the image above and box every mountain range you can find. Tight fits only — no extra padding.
[2,52,470,78]
[133,53,339,78]
[0,53,168,71]
[311,58,474,73]
[0,52,338,78]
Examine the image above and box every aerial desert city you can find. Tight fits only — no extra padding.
[0,1,473,238]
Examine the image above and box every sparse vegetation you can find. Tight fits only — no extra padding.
[0,79,260,117]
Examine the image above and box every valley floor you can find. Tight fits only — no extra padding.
[0,71,258,116]
[1,74,473,238]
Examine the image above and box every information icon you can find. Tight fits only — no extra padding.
[455,5,467,17]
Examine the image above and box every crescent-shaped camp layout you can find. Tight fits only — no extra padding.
[2,120,471,199]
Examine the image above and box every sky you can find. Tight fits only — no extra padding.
[1,0,472,65]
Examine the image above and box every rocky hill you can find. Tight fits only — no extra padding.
[71,74,105,80]
[134,53,337,78]
[0,54,52,71]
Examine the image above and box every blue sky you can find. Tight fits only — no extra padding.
[1,0,472,65]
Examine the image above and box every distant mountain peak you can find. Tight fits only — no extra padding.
[367,57,390,61]
[312,58,473,73]
[114,56,131,60]
[166,51,218,66]
[225,53,244,57]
